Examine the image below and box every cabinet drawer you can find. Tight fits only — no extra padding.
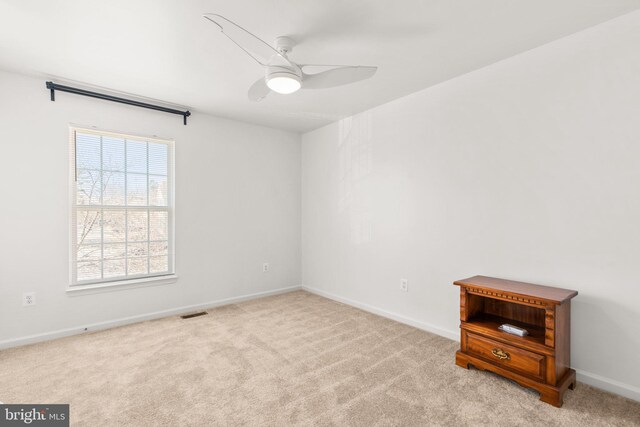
[465,332,545,380]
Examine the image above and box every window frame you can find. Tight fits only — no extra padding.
[69,126,176,289]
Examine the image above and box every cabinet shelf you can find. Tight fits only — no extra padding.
[462,313,547,353]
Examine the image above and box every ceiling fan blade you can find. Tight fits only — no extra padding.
[302,66,377,89]
[248,77,270,102]
[203,14,290,67]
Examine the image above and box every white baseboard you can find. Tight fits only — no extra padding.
[302,285,640,403]
[575,369,640,402]
[0,285,302,350]
[302,286,459,341]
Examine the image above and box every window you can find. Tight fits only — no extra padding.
[70,127,174,286]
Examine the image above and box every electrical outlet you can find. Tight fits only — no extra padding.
[23,292,36,306]
[400,279,408,292]
[263,263,269,273]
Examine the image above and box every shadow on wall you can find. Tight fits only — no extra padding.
[338,112,373,245]
[571,293,639,386]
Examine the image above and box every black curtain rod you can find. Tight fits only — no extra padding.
[45,81,191,125]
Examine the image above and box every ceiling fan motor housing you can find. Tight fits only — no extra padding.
[265,65,301,81]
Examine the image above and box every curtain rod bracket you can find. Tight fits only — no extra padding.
[45,81,190,125]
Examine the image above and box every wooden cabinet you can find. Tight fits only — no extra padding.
[454,275,578,407]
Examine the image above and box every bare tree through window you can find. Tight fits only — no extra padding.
[72,130,173,284]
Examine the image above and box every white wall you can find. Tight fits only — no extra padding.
[0,70,301,345]
[302,11,640,400]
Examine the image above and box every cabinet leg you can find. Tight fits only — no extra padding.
[455,351,470,369]
[456,360,470,369]
[539,370,576,407]
[540,389,562,408]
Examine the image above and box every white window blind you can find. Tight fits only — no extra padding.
[70,127,174,286]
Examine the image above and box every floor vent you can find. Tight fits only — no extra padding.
[180,311,208,319]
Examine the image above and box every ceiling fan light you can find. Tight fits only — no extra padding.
[266,73,301,94]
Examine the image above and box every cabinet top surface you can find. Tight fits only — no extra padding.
[454,275,578,304]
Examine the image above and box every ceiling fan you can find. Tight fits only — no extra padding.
[203,14,378,101]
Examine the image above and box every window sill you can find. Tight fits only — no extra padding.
[66,274,178,296]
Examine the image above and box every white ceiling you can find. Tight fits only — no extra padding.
[1,1,639,133]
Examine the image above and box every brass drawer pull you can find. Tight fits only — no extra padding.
[492,348,510,360]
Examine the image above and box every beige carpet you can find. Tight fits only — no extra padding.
[1,290,638,426]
